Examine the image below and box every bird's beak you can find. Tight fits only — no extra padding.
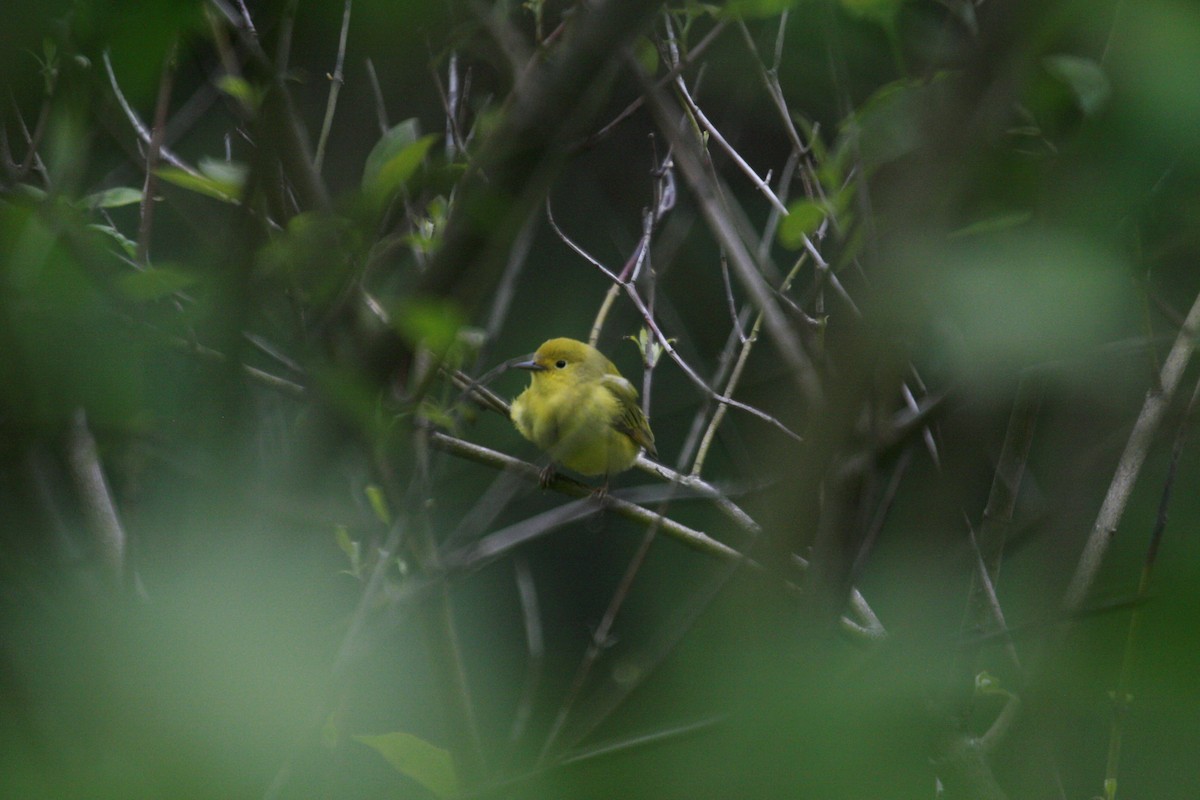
[512,356,547,371]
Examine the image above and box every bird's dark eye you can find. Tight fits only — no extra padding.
[555,360,567,369]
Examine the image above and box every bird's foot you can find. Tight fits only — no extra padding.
[590,477,611,501]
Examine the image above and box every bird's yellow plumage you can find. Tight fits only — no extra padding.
[510,338,657,480]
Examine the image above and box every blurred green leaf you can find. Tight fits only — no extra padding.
[216,74,262,109]
[402,195,450,255]
[841,77,931,169]
[1043,54,1110,116]
[391,297,465,356]
[1106,1,1200,150]
[778,199,828,249]
[362,118,438,202]
[354,731,458,798]
[117,266,197,301]
[974,671,1007,697]
[365,484,391,526]
[79,186,143,209]
[417,400,460,434]
[10,183,48,202]
[908,231,1131,389]
[840,0,906,27]
[156,161,244,203]
[334,525,355,560]
[335,525,363,579]
[321,710,342,749]
[948,211,1032,238]
[87,223,138,257]
[632,35,659,75]
[258,212,360,305]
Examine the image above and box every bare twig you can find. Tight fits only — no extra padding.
[430,431,743,563]
[102,50,200,176]
[734,16,811,160]
[66,409,127,586]
[508,557,545,746]
[630,51,822,409]
[313,0,353,173]
[1062,288,1200,612]
[538,514,663,761]
[692,248,807,476]
[137,41,179,264]
[545,198,805,443]
[1103,372,1200,799]
[573,19,731,152]
[670,65,788,215]
[364,58,389,134]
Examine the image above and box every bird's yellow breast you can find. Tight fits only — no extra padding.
[511,373,641,476]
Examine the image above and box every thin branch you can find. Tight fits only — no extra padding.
[670,65,788,216]
[800,231,861,318]
[313,0,353,173]
[1062,287,1200,612]
[137,41,179,264]
[965,516,1022,673]
[364,58,389,134]
[481,209,537,360]
[15,96,51,182]
[545,198,805,444]
[430,50,468,160]
[538,515,663,761]
[630,50,822,409]
[692,248,807,476]
[1104,372,1200,798]
[430,431,743,563]
[734,16,810,159]
[174,336,306,397]
[573,18,731,153]
[66,408,127,587]
[102,50,200,176]
[508,557,545,746]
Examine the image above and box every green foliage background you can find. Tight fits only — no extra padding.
[2,1,1199,798]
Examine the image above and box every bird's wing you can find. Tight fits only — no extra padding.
[602,374,658,459]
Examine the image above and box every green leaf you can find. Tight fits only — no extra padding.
[156,164,242,203]
[216,74,262,109]
[365,484,391,526]
[840,0,906,27]
[777,199,828,249]
[117,266,198,301]
[1043,54,1110,116]
[417,400,460,434]
[840,73,950,169]
[11,183,48,202]
[321,710,342,749]
[354,732,458,798]
[88,224,138,257]
[632,35,660,75]
[335,525,362,578]
[390,298,465,356]
[948,211,1032,238]
[198,157,248,188]
[362,118,438,201]
[80,186,143,209]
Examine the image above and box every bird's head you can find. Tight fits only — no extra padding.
[512,337,610,386]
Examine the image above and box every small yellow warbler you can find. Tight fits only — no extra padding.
[510,338,657,485]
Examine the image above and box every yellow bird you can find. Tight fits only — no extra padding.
[510,337,657,486]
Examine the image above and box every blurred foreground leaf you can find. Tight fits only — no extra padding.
[362,118,438,204]
[354,731,458,798]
